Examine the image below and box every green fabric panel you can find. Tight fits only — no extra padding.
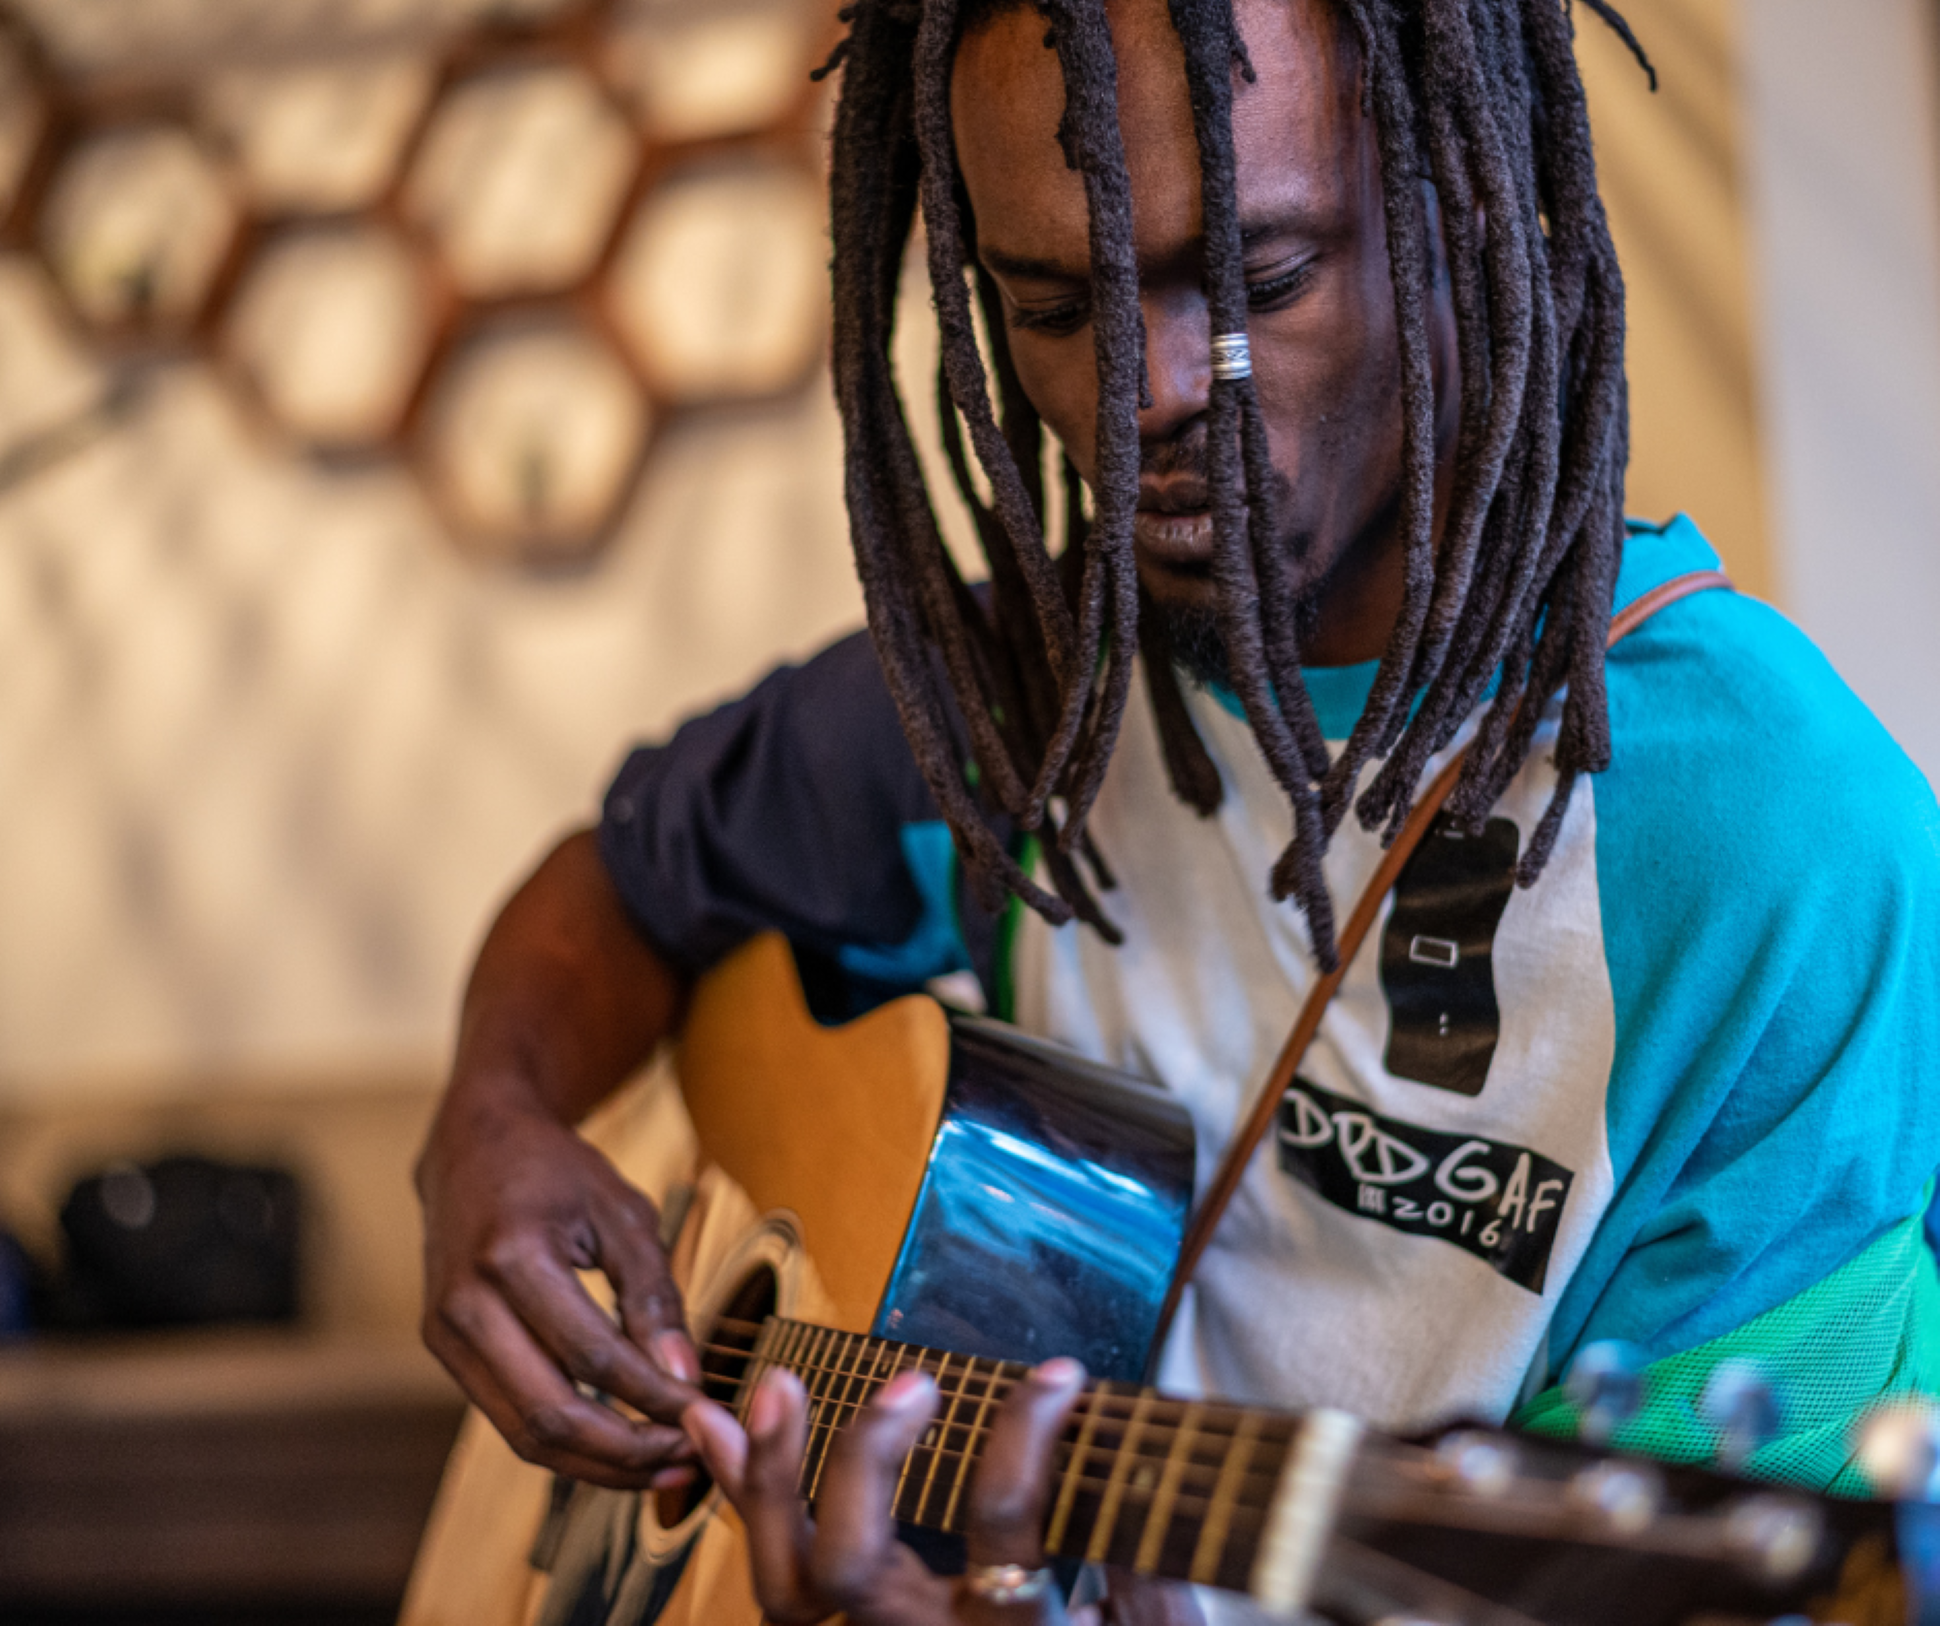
[990,832,1041,1025]
[1512,1201,1940,1494]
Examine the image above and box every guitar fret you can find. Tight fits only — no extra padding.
[1045,1380,1109,1555]
[735,1319,783,1425]
[1135,1401,1201,1572]
[942,1356,1005,1531]
[808,1331,867,1500]
[911,1352,958,1526]
[890,1344,928,1515]
[751,1319,801,1426]
[795,1325,838,1497]
[1190,1409,1262,1585]
[1086,1389,1156,1564]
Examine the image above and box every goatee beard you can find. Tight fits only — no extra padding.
[1151,591,1323,691]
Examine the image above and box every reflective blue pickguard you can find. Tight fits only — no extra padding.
[872,1016,1195,1383]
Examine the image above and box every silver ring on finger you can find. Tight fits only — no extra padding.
[962,1563,1056,1606]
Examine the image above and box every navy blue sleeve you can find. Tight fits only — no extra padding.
[597,629,997,1004]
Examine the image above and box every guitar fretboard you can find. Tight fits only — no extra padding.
[738,1317,1303,1593]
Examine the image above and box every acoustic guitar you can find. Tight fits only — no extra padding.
[400,932,1940,1626]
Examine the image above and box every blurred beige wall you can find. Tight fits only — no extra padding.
[1577,0,1775,601]
[0,293,865,1103]
[1742,0,1940,784]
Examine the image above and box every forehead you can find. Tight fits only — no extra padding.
[950,0,1359,262]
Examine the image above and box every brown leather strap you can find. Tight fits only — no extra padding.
[1148,568,1733,1356]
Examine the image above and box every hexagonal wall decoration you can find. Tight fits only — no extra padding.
[403,60,638,301]
[421,314,651,566]
[225,223,440,452]
[610,159,827,406]
[603,0,813,145]
[200,56,436,218]
[0,26,50,233]
[5,0,836,568]
[39,124,242,337]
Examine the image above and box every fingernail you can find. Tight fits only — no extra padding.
[654,1330,700,1385]
[1031,1357,1085,1390]
[878,1370,936,1410]
[651,1465,696,1490]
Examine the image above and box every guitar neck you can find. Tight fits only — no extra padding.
[721,1316,1912,1626]
[741,1316,1320,1600]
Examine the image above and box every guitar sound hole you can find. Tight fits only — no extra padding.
[658,1262,778,1527]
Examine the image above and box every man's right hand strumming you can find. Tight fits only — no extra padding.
[415,828,702,1490]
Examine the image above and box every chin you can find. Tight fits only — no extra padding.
[1134,556,1221,613]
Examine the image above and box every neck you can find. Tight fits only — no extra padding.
[742,1317,1306,1592]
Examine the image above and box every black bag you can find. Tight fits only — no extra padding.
[53,1154,302,1328]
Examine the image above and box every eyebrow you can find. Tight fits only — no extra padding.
[980,210,1323,286]
[979,246,1083,283]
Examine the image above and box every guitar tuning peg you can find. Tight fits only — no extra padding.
[1699,1358,1783,1471]
[1434,1429,1519,1497]
[1853,1398,1940,1500]
[1568,1458,1663,1534]
[1563,1340,1648,1444]
[1722,1494,1822,1583]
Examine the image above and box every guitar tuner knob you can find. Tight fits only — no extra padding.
[1853,1398,1940,1499]
[1563,1340,1648,1444]
[1698,1359,1783,1471]
[1567,1459,1662,1534]
[1723,1494,1821,1582]
[1434,1431,1519,1498]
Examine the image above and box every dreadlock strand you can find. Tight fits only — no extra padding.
[912,0,1080,690]
[1314,0,1441,837]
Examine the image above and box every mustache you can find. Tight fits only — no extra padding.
[1140,424,1209,485]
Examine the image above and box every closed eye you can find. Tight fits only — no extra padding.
[1246,257,1318,312]
[1008,298,1089,337]
[1006,255,1318,335]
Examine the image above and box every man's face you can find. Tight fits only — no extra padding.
[952,0,1447,669]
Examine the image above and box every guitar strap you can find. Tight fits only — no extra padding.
[1149,568,1733,1354]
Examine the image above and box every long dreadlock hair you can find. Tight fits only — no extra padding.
[819,0,1650,969]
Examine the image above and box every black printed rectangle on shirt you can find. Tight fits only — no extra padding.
[1276,1077,1573,1294]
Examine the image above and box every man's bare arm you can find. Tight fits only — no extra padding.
[416,828,704,1489]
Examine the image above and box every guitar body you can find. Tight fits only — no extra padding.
[400,933,1195,1626]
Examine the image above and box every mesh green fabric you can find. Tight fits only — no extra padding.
[1513,1198,1940,1494]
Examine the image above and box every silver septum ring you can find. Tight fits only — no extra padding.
[961,1562,1056,1606]
[1210,331,1253,380]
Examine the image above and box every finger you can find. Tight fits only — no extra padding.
[484,1232,699,1423]
[736,1368,823,1623]
[810,1369,938,1609]
[595,1187,703,1391]
[437,1287,694,1479]
[431,1330,678,1489]
[966,1358,1087,1569]
[683,1398,749,1501]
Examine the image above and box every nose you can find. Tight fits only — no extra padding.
[1138,288,1212,446]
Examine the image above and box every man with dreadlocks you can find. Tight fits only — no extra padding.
[417,0,1940,1616]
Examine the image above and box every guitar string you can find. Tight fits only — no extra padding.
[692,1380,1277,1531]
[690,1351,1292,1475]
[687,1369,1286,1506]
[691,1367,1285,1490]
[693,1332,1286,1440]
[691,1340,1294,1465]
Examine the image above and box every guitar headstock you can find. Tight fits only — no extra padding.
[1306,1401,1938,1626]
